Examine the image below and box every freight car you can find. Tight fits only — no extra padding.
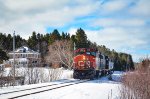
[73,48,114,79]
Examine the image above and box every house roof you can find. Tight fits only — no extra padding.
[9,46,39,54]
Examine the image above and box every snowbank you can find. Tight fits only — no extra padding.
[60,69,73,79]
[1,67,73,86]
[111,71,124,82]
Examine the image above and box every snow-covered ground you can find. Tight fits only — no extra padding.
[1,67,73,85]
[111,71,124,82]
[0,70,123,99]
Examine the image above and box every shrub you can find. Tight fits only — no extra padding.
[120,58,150,99]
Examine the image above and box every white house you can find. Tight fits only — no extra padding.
[4,46,41,67]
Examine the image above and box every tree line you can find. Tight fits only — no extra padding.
[0,28,134,71]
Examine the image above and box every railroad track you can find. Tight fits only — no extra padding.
[0,79,90,99]
[0,79,70,95]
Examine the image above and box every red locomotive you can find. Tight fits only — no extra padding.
[73,48,114,79]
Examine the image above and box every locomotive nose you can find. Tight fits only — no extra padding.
[78,61,85,66]
[83,56,86,60]
[73,55,92,69]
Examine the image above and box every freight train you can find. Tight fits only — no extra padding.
[73,48,114,79]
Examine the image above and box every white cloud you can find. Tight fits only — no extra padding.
[130,0,150,17]
[0,0,100,39]
[68,28,77,36]
[99,0,130,14]
[92,18,146,27]
[87,28,147,49]
[4,0,69,11]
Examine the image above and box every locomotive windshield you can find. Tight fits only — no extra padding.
[90,52,96,56]
[75,48,85,55]
[86,52,96,56]
[75,48,96,56]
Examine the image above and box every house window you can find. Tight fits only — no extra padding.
[23,54,25,58]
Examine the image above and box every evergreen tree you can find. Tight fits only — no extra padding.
[15,35,24,48]
[49,29,61,44]
[27,31,37,51]
[37,33,41,52]
[0,33,26,51]
[0,48,8,63]
[70,35,76,51]
[75,28,88,48]
[61,32,66,40]
[71,35,76,43]
[6,34,13,51]
[66,33,70,40]
[127,54,135,70]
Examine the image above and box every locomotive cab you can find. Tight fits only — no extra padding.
[73,48,97,79]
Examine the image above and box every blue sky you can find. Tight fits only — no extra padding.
[0,0,150,62]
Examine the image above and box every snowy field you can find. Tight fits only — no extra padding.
[0,70,123,99]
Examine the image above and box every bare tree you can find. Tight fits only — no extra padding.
[48,68,63,81]
[120,58,150,99]
[45,40,73,69]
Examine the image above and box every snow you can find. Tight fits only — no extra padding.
[60,69,73,79]
[15,46,34,53]
[0,70,123,99]
[3,67,12,76]
[9,58,28,62]
[1,67,67,84]
[111,71,125,82]
[21,79,120,99]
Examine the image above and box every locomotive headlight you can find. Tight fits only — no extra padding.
[83,56,86,60]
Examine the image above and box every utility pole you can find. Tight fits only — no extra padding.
[74,42,76,51]
[13,31,15,86]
